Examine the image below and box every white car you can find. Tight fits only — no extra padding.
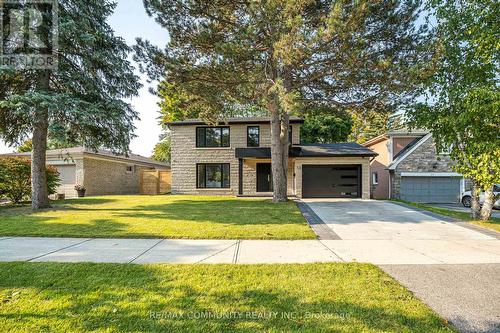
[461,184,500,209]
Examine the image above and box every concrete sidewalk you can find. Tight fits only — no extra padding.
[1,236,499,264]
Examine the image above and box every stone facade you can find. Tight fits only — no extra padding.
[170,121,371,198]
[391,136,456,199]
[241,158,295,196]
[170,122,300,195]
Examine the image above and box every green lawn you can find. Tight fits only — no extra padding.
[0,195,316,239]
[0,262,453,333]
[392,200,500,233]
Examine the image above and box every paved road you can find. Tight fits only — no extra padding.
[382,264,500,333]
[429,203,500,219]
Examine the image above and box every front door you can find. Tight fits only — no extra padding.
[256,163,273,192]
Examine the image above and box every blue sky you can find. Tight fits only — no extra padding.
[0,0,168,157]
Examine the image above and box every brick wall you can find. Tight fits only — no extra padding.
[170,122,300,195]
[83,157,152,196]
[392,136,456,198]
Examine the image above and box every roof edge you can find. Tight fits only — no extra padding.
[387,134,432,170]
[362,134,388,147]
[167,117,304,126]
[0,147,170,168]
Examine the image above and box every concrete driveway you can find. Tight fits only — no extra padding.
[302,199,495,240]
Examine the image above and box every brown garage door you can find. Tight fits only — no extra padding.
[302,165,361,198]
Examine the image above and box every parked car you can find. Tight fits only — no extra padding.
[461,184,500,209]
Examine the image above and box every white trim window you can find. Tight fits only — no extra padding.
[372,172,379,185]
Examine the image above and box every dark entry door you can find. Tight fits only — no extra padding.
[302,165,360,198]
[256,163,273,192]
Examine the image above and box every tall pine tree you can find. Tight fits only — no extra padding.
[0,0,140,208]
[135,0,433,201]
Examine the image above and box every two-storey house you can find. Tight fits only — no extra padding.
[168,117,377,198]
[363,129,466,203]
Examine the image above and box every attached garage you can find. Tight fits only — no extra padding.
[302,165,361,198]
[235,143,376,199]
[400,175,461,203]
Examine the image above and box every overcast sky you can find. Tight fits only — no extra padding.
[0,0,168,157]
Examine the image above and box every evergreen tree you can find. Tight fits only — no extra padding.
[0,0,141,208]
[136,0,433,201]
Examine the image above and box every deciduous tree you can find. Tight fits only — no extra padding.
[301,106,352,143]
[407,0,499,220]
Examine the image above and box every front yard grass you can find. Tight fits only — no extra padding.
[393,200,500,233]
[0,195,316,239]
[0,262,453,332]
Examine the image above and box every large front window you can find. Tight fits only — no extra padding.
[196,127,230,147]
[197,163,230,188]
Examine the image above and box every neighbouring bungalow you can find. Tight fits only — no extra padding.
[2,147,170,198]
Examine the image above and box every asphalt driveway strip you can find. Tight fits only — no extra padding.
[381,264,500,333]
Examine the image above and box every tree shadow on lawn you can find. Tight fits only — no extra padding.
[0,215,153,238]
[0,198,119,214]
[66,199,306,226]
[0,198,308,238]
[0,262,453,333]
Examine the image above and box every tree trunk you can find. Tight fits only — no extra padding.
[31,70,50,209]
[269,97,289,203]
[480,186,494,221]
[470,180,481,220]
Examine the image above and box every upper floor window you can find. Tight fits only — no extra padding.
[247,126,260,147]
[196,127,230,148]
[289,125,293,145]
